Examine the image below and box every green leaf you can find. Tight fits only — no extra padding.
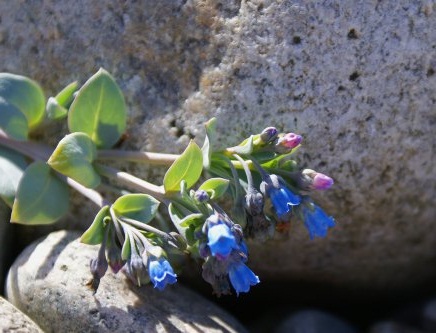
[11,161,70,225]
[121,233,131,260]
[55,81,78,107]
[68,68,126,148]
[179,213,204,228]
[0,73,45,129]
[201,117,217,169]
[80,205,110,245]
[46,97,68,120]
[0,98,29,140]
[226,135,254,155]
[46,81,78,120]
[0,147,27,207]
[113,193,160,224]
[47,132,100,188]
[164,140,203,193]
[168,203,190,243]
[198,177,230,200]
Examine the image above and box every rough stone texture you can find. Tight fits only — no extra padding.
[0,296,43,333]
[5,230,247,333]
[0,0,435,292]
[0,297,43,333]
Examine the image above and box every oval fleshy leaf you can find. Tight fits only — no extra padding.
[47,132,100,188]
[55,81,78,107]
[164,140,203,193]
[0,98,29,140]
[0,73,45,129]
[0,147,27,207]
[113,193,160,224]
[11,161,70,225]
[46,97,68,120]
[68,68,126,148]
[198,177,230,200]
[80,205,110,245]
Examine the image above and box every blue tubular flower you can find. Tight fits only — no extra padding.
[302,204,336,239]
[207,223,238,259]
[147,257,177,291]
[228,262,260,296]
[261,174,301,220]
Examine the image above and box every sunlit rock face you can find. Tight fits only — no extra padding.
[0,0,435,292]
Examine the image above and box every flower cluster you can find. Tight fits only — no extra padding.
[88,221,178,294]
[199,211,259,296]
[225,126,336,243]
[83,121,335,296]
[0,70,336,298]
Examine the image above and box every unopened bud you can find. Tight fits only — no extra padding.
[89,255,108,281]
[312,173,334,190]
[107,244,124,273]
[87,244,108,294]
[194,189,209,203]
[302,169,334,190]
[276,133,302,152]
[245,190,264,216]
[260,127,278,143]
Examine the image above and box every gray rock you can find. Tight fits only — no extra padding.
[0,296,43,333]
[368,321,423,333]
[422,299,436,332]
[5,230,247,333]
[0,0,435,291]
[275,309,357,333]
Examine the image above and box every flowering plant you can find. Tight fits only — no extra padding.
[0,69,335,296]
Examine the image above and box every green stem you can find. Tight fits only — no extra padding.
[97,150,179,166]
[95,163,166,202]
[233,154,254,189]
[119,216,173,241]
[0,131,51,161]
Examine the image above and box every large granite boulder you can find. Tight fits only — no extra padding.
[0,0,435,293]
[0,296,43,332]
[6,230,247,332]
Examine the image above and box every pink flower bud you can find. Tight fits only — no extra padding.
[313,173,334,190]
[277,133,302,149]
[302,169,334,190]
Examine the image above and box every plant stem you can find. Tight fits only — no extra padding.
[97,150,178,166]
[0,131,105,208]
[63,176,106,208]
[0,131,52,161]
[119,216,173,241]
[95,164,167,202]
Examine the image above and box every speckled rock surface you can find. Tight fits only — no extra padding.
[0,1,435,292]
[5,231,247,333]
[0,296,43,333]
